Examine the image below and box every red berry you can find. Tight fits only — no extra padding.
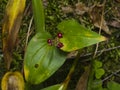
[57,33,63,38]
[57,42,64,48]
[47,39,52,45]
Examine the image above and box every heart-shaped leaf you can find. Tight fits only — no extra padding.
[95,68,105,79]
[94,60,103,69]
[57,19,107,52]
[24,33,67,84]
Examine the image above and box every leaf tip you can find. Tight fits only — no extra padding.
[100,36,108,41]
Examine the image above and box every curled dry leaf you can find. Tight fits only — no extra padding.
[89,3,111,35]
[2,0,26,69]
[1,71,24,90]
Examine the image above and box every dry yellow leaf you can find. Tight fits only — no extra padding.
[1,71,24,90]
[2,0,26,69]
[75,66,90,90]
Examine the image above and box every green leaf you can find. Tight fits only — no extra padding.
[32,0,45,33]
[94,60,103,69]
[95,68,105,79]
[24,33,67,84]
[103,88,108,90]
[57,19,107,52]
[93,87,108,90]
[41,84,64,90]
[91,79,108,90]
[107,81,120,90]
[92,79,103,89]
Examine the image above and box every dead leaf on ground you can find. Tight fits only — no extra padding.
[107,19,120,28]
[89,3,111,35]
[62,5,74,14]
[75,65,90,90]
[115,0,120,3]
[75,2,88,15]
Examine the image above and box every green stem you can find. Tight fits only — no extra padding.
[32,0,45,33]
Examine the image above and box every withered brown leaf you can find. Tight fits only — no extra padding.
[2,0,26,69]
[75,2,88,15]
[75,66,90,90]
[89,3,111,35]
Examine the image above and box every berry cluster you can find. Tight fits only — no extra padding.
[47,32,64,48]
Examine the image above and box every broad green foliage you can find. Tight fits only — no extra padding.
[24,0,68,85]
[24,33,67,84]
[57,19,107,52]
[41,84,64,90]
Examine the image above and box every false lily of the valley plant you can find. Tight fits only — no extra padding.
[24,0,106,89]
[1,0,107,90]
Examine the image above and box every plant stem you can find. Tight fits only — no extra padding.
[62,51,81,90]
[32,0,45,33]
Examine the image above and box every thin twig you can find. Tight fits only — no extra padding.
[102,69,120,82]
[23,2,31,16]
[113,73,120,77]
[94,69,120,85]
[67,45,120,60]
[113,17,120,23]
[25,17,33,48]
[93,0,106,58]
[84,45,120,57]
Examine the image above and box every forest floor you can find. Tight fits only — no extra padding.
[0,0,120,90]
